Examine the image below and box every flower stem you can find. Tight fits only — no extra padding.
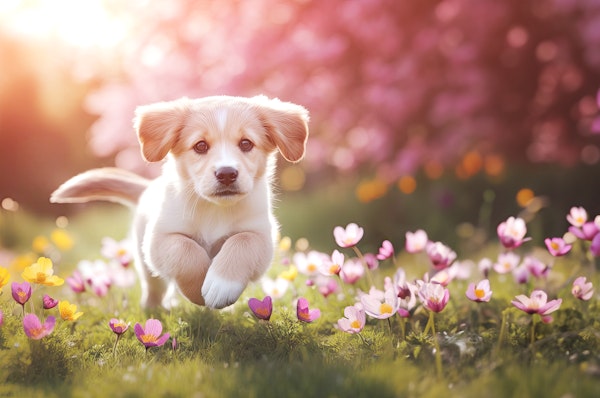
[496,308,509,351]
[428,311,443,379]
[530,316,537,349]
[112,334,121,357]
[352,246,374,287]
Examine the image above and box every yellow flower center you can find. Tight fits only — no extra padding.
[551,242,560,250]
[18,291,27,299]
[380,303,393,314]
[35,272,48,283]
[29,327,44,339]
[475,288,485,299]
[140,334,158,344]
[350,320,361,329]
[117,248,127,256]
[329,265,340,274]
[255,307,270,317]
[307,263,317,272]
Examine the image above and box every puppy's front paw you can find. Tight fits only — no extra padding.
[201,271,245,309]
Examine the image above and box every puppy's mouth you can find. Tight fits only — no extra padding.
[212,187,244,197]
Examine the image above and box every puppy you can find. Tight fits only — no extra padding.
[51,95,309,309]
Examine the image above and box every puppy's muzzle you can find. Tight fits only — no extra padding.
[215,167,238,187]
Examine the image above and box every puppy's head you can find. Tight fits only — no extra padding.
[134,95,309,205]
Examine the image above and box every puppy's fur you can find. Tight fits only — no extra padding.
[51,95,309,309]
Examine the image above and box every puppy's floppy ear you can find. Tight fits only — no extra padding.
[134,98,190,162]
[254,96,309,163]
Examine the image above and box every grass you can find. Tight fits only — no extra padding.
[1,192,600,397]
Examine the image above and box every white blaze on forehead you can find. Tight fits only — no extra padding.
[215,108,228,132]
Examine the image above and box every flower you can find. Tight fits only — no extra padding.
[376,240,394,260]
[418,282,450,313]
[478,258,493,278]
[0,309,3,327]
[66,270,86,293]
[0,266,10,290]
[42,294,59,309]
[511,290,562,323]
[544,237,572,257]
[293,251,327,277]
[315,275,339,298]
[21,257,64,286]
[101,237,133,267]
[572,276,594,301]
[523,255,550,279]
[465,279,492,302]
[497,216,531,249]
[50,229,74,251]
[320,250,344,276]
[425,241,457,270]
[405,229,428,253]
[77,259,112,297]
[11,281,32,305]
[296,297,321,323]
[568,222,599,241]
[248,296,273,321]
[333,223,364,248]
[109,318,130,335]
[23,314,56,340]
[134,319,170,350]
[278,265,298,281]
[339,258,364,284]
[337,303,365,334]
[58,300,83,321]
[592,233,600,257]
[567,206,588,227]
[261,276,289,299]
[360,286,399,319]
[493,252,520,274]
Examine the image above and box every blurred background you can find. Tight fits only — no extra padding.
[1,0,600,253]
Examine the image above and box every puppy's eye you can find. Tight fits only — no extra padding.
[193,141,209,154]
[239,139,254,152]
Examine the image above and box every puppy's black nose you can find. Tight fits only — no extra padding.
[215,167,238,186]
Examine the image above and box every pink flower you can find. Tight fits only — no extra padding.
[376,240,394,260]
[478,258,493,278]
[497,216,531,249]
[337,303,366,334]
[333,223,364,248]
[405,229,428,253]
[66,270,86,293]
[109,318,130,335]
[248,296,273,321]
[511,290,562,323]
[493,252,520,274]
[23,314,56,340]
[512,264,530,285]
[418,282,450,313]
[101,237,133,267]
[11,281,31,305]
[293,251,327,277]
[465,279,492,302]
[523,256,550,279]
[425,241,457,270]
[339,258,364,284]
[360,286,399,319]
[592,234,600,257]
[544,237,572,256]
[0,310,3,327]
[567,206,588,227]
[315,275,339,298]
[134,319,170,350]
[569,222,599,241]
[296,297,321,323]
[572,276,594,301]
[363,253,379,270]
[320,250,344,276]
[42,294,59,309]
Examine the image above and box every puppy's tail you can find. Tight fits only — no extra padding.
[50,168,150,207]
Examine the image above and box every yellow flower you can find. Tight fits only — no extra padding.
[58,300,83,321]
[10,253,37,272]
[22,257,64,286]
[51,229,74,251]
[279,265,298,281]
[32,235,50,253]
[0,266,10,290]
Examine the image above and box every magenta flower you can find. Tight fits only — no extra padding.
[511,290,562,323]
[591,233,600,257]
[497,216,531,249]
[465,279,492,303]
[569,222,599,241]
[23,314,56,340]
[333,223,364,248]
[296,297,321,323]
[248,296,273,321]
[109,318,130,335]
[544,237,572,257]
[134,319,170,351]
[405,229,428,253]
[425,241,457,270]
[572,276,594,301]
[376,240,394,260]
[418,282,450,313]
[337,303,365,334]
[11,281,32,305]
[0,309,3,327]
[523,256,550,279]
[42,294,59,309]
[66,270,86,293]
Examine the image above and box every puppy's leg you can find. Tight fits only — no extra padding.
[147,233,211,306]
[202,231,273,309]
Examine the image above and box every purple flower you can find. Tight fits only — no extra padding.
[296,297,321,323]
[425,241,457,270]
[109,318,130,335]
[418,282,450,313]
[134,319,170,350]
[66,270,86,293]
[376,240,394,260]
[248,296,273,321]
[572,276,594,301]
[0,309,3,327]
[42,294,59,309]
[11,282,32,305]
[544,237,572,257]
[23,314,56,340]
[569,222,599,241]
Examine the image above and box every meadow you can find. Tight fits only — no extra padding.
[1,179,600,398]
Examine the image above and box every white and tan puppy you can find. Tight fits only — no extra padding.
[51,95,309,309]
